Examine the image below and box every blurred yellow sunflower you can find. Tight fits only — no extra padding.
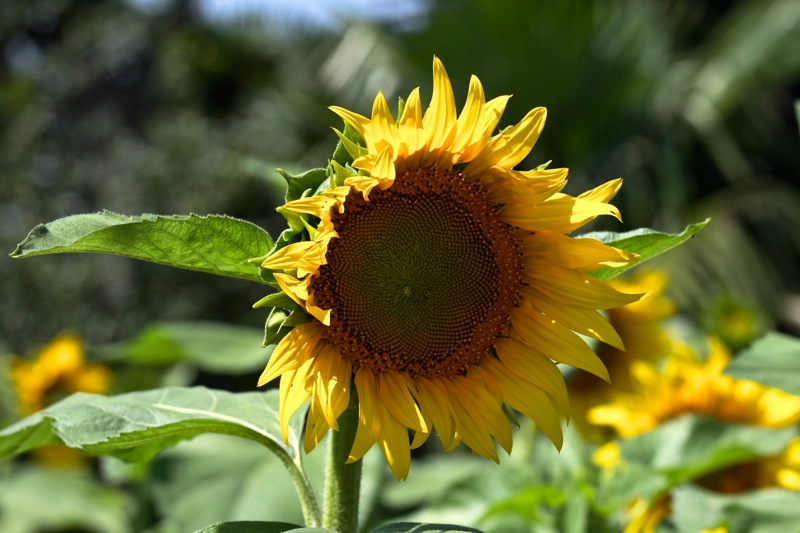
[10,333,113,466]
[569,270,674,437]
[588,337,800,438]
[259,57,642,479]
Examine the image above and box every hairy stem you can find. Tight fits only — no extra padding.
[323,394,362,533]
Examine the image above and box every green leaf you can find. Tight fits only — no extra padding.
[0,465,131,533]
[370,523,484,533]
[585,219,709,281]
[96,321,271,374]
[10,211,273,284]
[195,522,304,533]
[152,435,327,533]
[0,387,306,465]
[277,168,328,202]
[724,332,800,396]
[603,415,796,507]
[671,485,800,533]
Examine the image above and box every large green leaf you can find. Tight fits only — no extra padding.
[0,465,132,533]
[10,211,273,284]
[97,321,271,374]
[724,332,800,396]
[600,415,797,509]
[149,435,326,532]
[671,485,800,533]
[585,219,709,280]
[0,387,304,465]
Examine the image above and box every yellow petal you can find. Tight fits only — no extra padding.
[524,263,643,309]
[444,376,508,460]
[329,105,370,138]
[580,178,622,202]
[521,285,624,350]
[492,336,570,414]
[261,240,326,272]
[482,167,567,205]
[480,357,564,449]
[370,145,396,185]
[279,357,314,442]
[312,343,352,430]
[500,192,621,233]
[272,273,309,307]
[449,75,486,160]
[370,91,401,155]
[522,231,638,270]
[304,394,333,453]
[421,56,457,162]
[511,306,610,381]
[348,367,381,463]
[376,398,412,480]
[379,372,427,433]
[416,376,457,449]
[464,107,546,177]
[258,323,322,386]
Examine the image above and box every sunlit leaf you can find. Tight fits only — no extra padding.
[586,219,709,280]
[0,387,305,464]
[10,212,273,284]
[724,332,800,396]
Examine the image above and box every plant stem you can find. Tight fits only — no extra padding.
[323,394,362,533]
[284,455,323,528]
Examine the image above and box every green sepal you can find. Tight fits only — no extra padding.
[332,127,367,164]
[263,307,291,347]
[501,404,520,429]
[252,291,296,310]
[329,160,358,187]
[258,265,279,287]
[396,96,406,123]
[277,167,328,203]
[535,160,552,170]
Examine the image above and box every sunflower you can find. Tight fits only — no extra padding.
[259,57,642,480]
[588,337,800,438]
[10,334,113,466]
[568,270,674,437]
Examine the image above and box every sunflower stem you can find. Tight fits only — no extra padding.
[323,394,362,533]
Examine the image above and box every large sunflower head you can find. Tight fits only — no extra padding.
[588,337,800,438]
[259,57,642,480]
